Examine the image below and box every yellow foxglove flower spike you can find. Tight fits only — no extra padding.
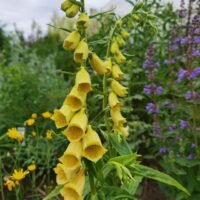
[64,86,86,111]
[66,4,80,18]
[89,53,107,75]
[64,109,88,142]
[112,64,124,80]
[110,107,126,127]
[51,108,69,128]
[104,58,112,74]
[121,29,130,39]
[74,39,89,63]
[54,163,76,184]
[114,124,129,138]
[59,141,82,170]
[60,169,85,200]
[82,125,107,162]
[61,0,73,11]
[77,12,89,30]
[114,50,126,64]
[111,41,119,55]
[111,79,128,97]
[75,66,92,93]
[116,35,125,47]
[108,92,122,109]
[63,31,81,51]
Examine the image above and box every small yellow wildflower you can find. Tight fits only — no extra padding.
[42,111,52,118]
[4,179,15,191]
[31,131,37,137]
[31,113,37,119]
[24,118,35,126]
[11,169,29,184]
[6,128,19,140]
[27,163,36,172]
[46,130,53,140]
[17,133,24,142]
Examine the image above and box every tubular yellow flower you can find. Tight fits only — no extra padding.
[63,109,88,142]
[75,66,92,93]
[121,29,130,39]
[60,169,85,200]
[114,50,126,64]
[74,39,89,63]
[108,92,122,109]
[42,111,52,118]
[111,79,128,97]
[27,163,36,172]
[46,130,53,140]
[11,169,29,184]
[54,163,76,185]
[64,86,86,111]
[63,31,81,51]
[116,35,125,47]
[4,179,15,191]
[6,128,19,140]
[66,4,80,18]
[59,141,82,170]
[110,107,126,127]
[104,58,112,74]
[51,109,68,129]
[24,118,35,126]
[89,53,107,75]
[31,113,37,119]
[77,12,89,29]
[114,124,129,138]
[111,41,119,55]
[112,64,124,80]
[82,125,107,162]
[61,0,73,11]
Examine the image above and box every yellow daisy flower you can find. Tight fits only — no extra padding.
[42,111,52,118]
[11,169,29,184]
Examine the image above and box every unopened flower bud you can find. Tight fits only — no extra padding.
[66,4,80,18]
[61,0,73,11]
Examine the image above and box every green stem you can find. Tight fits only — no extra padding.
[88,170,96,196]
[0,157,5,200]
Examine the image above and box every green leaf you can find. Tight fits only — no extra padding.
[42,184,64,200]
[109,154,139,166]
[130,164,190,195]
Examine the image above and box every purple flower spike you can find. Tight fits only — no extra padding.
[180,120,190,129]
[159,147,168,153]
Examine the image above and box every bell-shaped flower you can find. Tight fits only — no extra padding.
[61,0,72,11]
[66,4,80,18]
[110,107,126,127]
[111,79,128,97]
[89,53,107,75]
[112,64,124,80]
[51,109,67,129]
[60,169,85,200]
[114,50,126,64]
[75,66,92,93]
[82,125,107,162]
[104,58,112,74]
[108,91,122,109]
[59,141,82,170]
[121,29,130,39]
[116,35,125,47]
[77,12,89,29]
[54,163,76,185]
[63,31,81,51]
[64,109,88,142]
[64,86,86,111]
[114,124,129,138]
[111,41,119,55]
[74,39,89,63]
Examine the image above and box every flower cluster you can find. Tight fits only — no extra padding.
[52,2,107,199]
[6,128,24,142]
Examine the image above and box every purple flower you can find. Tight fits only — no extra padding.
[192,50,200,57]
[194,28,200,34]
[187,154,194,160]
[146,102,160,114]
[159,147,168,153]
[143,84,153,95]
[189,67,200,79]
[180,37,188,44]
[180,120,190,129]
[191,143,196,148]
[168,124,177,131]
[193,36,200,44]
[156,86,163,95]
[177,69,188,82]
[185,91,198,101]
[170,103,177,109]
[164,59,175,65]
[143,84,163,95]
